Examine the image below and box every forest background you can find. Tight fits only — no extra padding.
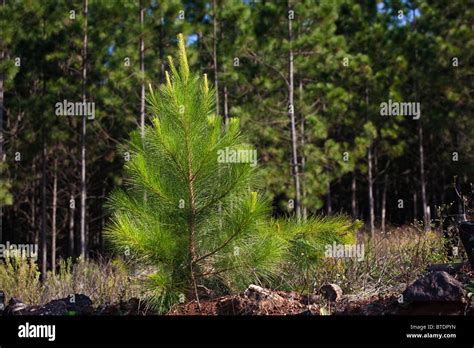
[0,0,472,280]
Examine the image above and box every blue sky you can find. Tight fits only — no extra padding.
[377,1,421,26]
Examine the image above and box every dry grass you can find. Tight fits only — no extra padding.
[0,256,145,306]
[312,226,450,296]
[0,226,453,307]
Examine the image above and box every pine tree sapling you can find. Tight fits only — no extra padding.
[105,34,283,311]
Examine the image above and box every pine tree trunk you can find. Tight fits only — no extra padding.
[368,146,375,238]
[381,173,387,233]
[455,176,465,219]
[299,81,307,220]
[187,148,199,306]
[40,142,47,279]
[40,15,48,278]
[366,83,374,237]
[30,163,36,244]
[413,191,417,222]
[287,0,301,219]
[51,157,57,273]
[100,186,105,253]
[69,192,75,258]
[418,123,429,230]
[441,169,446,206]
[79,0,88,260]
[139,0,145,138]
[411,11,429,230]
[224,84,229,126]
[374,151,379,219]
[34,162,39,247]
[212,0,219,116]
[327,182,332,216]
[352,172,357,218]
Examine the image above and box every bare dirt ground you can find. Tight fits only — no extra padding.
[169,265,474,316]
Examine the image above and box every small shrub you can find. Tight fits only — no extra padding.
[0,256,41,304]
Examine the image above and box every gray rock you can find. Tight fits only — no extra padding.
[4,293,94,316]
[403,271,467,303]
[5,297,28,315]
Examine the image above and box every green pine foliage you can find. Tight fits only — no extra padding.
[105,34,362,311]
[105,34,285,311]
[259,215,362,292]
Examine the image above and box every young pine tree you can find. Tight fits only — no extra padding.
[105,34,283,311]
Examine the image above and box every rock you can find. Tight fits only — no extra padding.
[120,297,142,315]
[0,291,4,314]
[403,271,467,303]
[320,284,343,302]
[5,294,94,316]
[459,222,474,268]
[5,297,29,315]
[31,300,68,316]
[62,294,94,315]
[97,303,121,315]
